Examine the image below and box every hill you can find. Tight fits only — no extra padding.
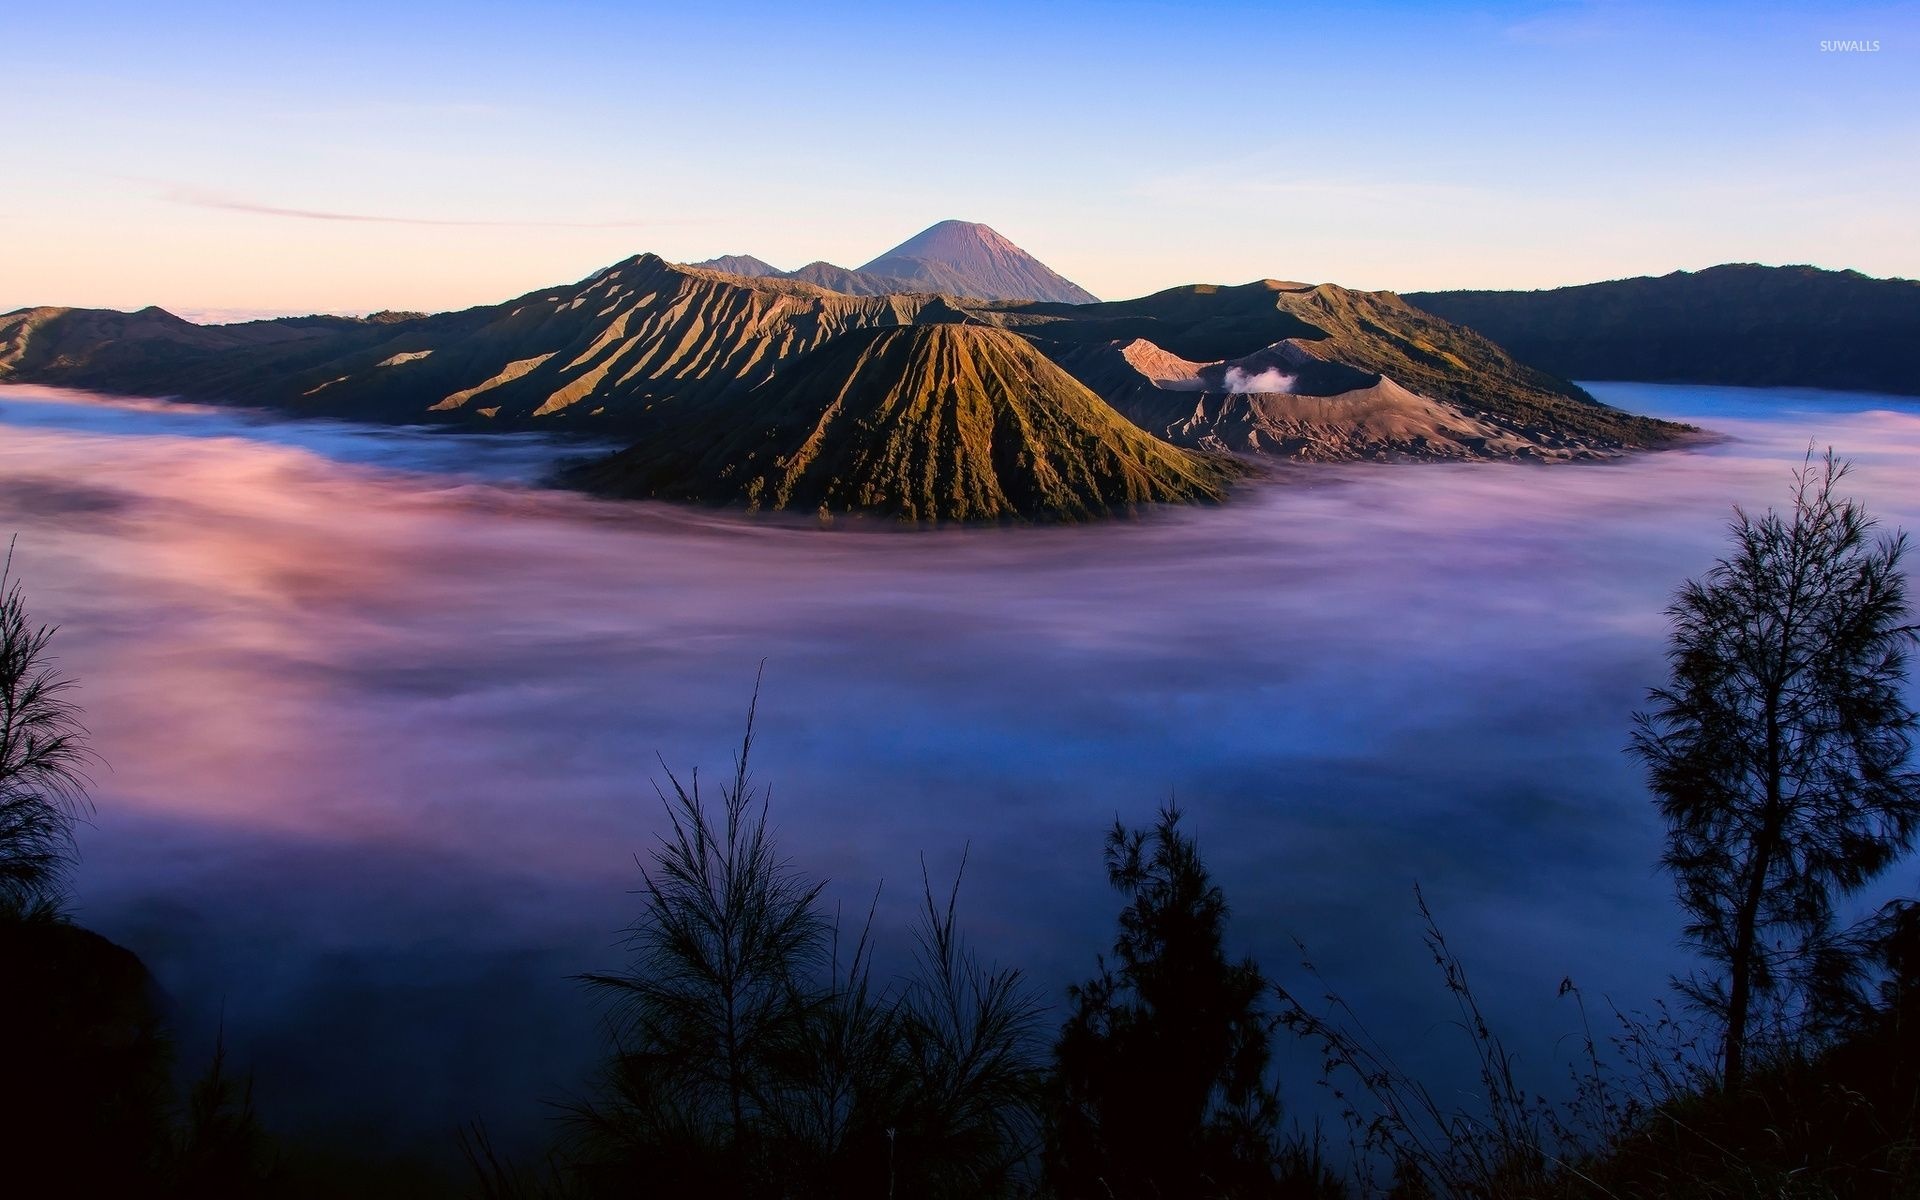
[1,257,935,427]
[981,279,1686,459]
[1408,264,1920,395]
[689,254,781,279]
[0,304,418,388]
[569,324,1237,522]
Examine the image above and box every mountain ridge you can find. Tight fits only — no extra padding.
[0,248,1693,521]
[1408,264,1920,395]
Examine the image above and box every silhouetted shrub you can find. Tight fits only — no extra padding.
[1277,887,1597,1199]
[0,539,92,916]
[1049,802,1335,1199]
[562,686,1045,1198]
[0,908,172,1194]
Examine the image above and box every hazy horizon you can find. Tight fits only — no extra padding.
[12,241,1918,329]
[8,0,1915,315]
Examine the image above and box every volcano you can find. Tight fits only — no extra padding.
[571,324,1236,522]
[691,220,1098,304]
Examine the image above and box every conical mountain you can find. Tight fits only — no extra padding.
[857,220,1098,304]
[685,221,1102,304]
[572,324,1236,522]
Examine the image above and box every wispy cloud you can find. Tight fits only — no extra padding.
[166,186,699,229]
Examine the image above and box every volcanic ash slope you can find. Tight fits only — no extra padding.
[572,324,1240,523]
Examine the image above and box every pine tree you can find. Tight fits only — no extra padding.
[1049,803,1283,1198]
[0,541,91,914]
[1631,450,1920,1088]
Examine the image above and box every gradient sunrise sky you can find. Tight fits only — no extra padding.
[6,0,1915,317]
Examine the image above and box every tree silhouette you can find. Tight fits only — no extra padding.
[1049,803,1285,1198]
[892,852,1046,1197]
[1630,450,1920,1089]
[572,683,828,1192]
[0,539,91,914]
[566,684,1044,1198]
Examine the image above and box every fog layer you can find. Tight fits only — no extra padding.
[2,382,1916,1159]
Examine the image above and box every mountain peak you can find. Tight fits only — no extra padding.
[688,253,783,278]
[856,221,1098,305]
[864,219,1012,260]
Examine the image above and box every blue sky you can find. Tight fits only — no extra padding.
[5,0,1916,315]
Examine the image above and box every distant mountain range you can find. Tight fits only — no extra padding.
[0,221,1693,522]
[1409,265,1920,396]
[689,220,1100,305]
